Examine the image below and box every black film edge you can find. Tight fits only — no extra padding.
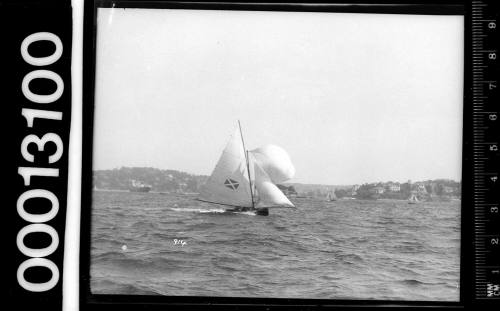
[3,0,73,310]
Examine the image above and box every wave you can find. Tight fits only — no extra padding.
[170,207,256,216]
[337,253,364,263]
[399,279,448,286]
[237,211,258,216]
[91,192,461,300]
[92,251,126,261]
[94,253,201,272]
[401,279,426,286]
[131,220,159,230]
[92,279,161,295]
[170,207,226,213]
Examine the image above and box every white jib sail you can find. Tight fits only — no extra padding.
[198,127,253,208]
[252,159,294,208]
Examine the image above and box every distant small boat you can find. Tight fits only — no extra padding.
[197,121,295,216]
[408,193,419,204]
[326,191,337,202]
[129,180,152,192]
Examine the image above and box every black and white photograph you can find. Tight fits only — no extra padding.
[90,6,464,301]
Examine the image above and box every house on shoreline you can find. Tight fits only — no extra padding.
[385,182,401,192]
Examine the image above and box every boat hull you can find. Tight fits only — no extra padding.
[224,206,269,216]
[255,208,269,216]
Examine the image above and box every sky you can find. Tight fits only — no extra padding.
[93,8,464,185]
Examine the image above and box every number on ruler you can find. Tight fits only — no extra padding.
[489,22,496,29]
[490,144,498,151]
[491,176,498,183]
[487,283,500,297]
[490,81,497,90]
[490,114,497,121]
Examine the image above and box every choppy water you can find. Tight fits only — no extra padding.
[90,191,460,301]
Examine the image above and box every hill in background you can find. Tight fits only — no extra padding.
[93,167,460,200]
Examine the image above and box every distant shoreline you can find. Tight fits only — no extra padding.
[92,189,460,203]
[91,167,461,203]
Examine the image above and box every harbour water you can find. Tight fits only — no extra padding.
[90,191,460,301]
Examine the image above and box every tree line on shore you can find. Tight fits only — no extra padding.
[93,167,461,200]
[333,180,461,200]
[93,167,207,193]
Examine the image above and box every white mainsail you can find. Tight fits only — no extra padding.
[327,190,337,201]
[198,127,253,208]
[408,193,419,204]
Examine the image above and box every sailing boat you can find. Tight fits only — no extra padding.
[408,193,419,204]
[326,190,337,202]
[197,121,295,216]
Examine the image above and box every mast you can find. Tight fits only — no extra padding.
[238,120,255,209]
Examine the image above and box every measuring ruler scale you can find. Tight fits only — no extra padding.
[471,0,500,305]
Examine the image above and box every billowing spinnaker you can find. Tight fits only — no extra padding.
[253,161,294,208]
[198,127,253,207]
[250,145,295,183]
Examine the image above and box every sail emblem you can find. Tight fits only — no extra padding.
[224,178,240,190]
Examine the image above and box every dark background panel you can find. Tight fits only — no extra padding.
[2,0,72,310]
